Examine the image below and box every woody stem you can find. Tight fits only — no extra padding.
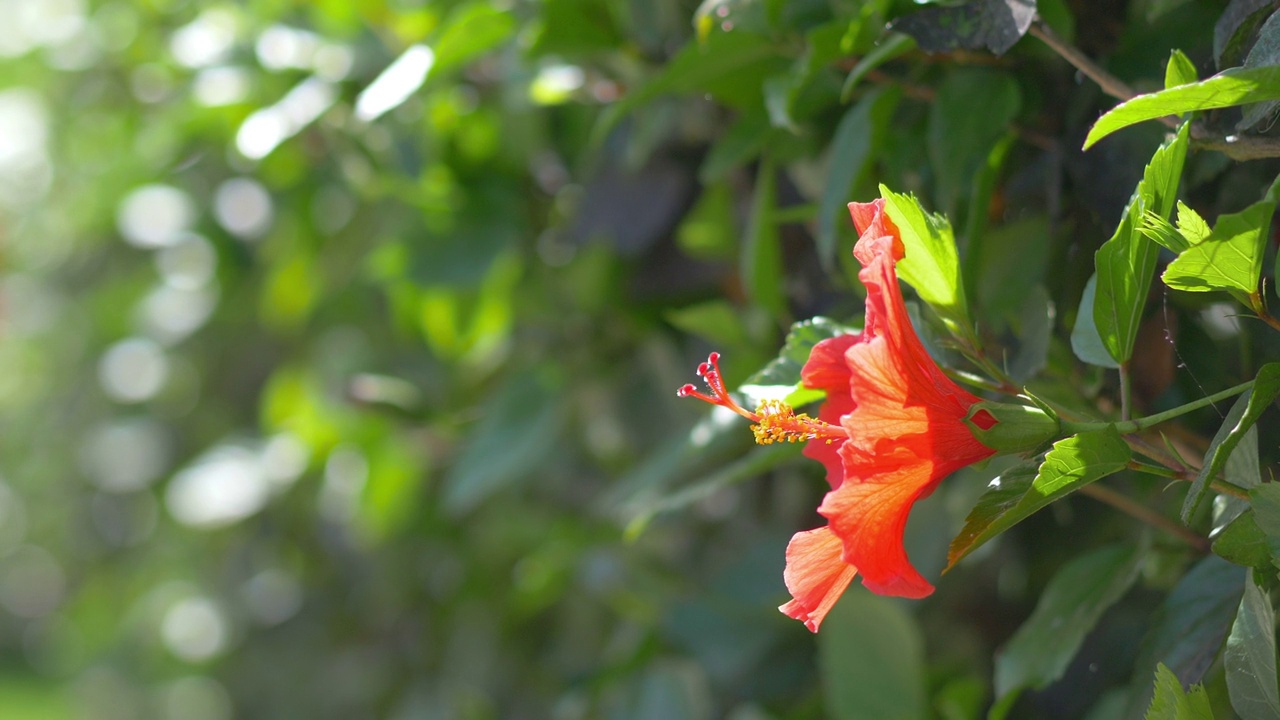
[1077,483,1208,551]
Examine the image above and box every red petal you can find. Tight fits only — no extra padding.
[802,390,854,489]
[779,526,858,633]
[801,334,860,393]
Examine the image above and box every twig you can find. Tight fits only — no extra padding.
[1078,483,1209,551]
[1030,19,1280,161]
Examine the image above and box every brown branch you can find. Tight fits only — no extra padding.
[1078,483,1210,551]
[1030,19,1280,162]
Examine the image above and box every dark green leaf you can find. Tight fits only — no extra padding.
[889,0,1036,56]
[1182,364,1280,523]
[1250,483,1280,566]
[442,373,565,515]
[1214,511,1271,569]
[927,68,1021,214]
[817,87,899,268]
[841,33,915,101]
[1238,11,1280,129]
[1010,285,1053,382]
[994,543,1146,698]
[946,428,1132,570]
[820,591,927,720]
[1145,663,1216,720]
[1225,573,1280,720]
[742,157,784,316]
[525,0,623,56]
[1126,555,1245,717]
[1085,68,1280,148]
[1215,0,1278,69]
[699,113,773,185]
[432,2,518,77]
[1093,122,1189,366]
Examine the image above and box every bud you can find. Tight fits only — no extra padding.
[962,400,1061,454]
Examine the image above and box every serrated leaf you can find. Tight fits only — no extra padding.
[1085,67,1280,148]
[1163,200,1274,294]
[1071,274,1123,368]
[1182,364,1280,523]
[841,33,915,101]
[1167,50,1200,88]
[994,543,1145,699]
[817,88,900,269]
[1093,123,1189,366]
[1213,511,1271,569]
[878,186,971,335]
[1225,573,1280,720]
[1179,201,1212,245]
[1140,211,1191,254]
[889,0,1036,56]
[946,427,1131,570]
[1146,663,1216,720]
[1126,555,1245,717]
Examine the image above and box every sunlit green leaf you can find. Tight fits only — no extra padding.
[879,186,971,335]
[1145,663,1215,720]
[1163,200,1274,294]
[1093,122,1189,365]
[1085,66,1280,148]
[947,427,1132,570]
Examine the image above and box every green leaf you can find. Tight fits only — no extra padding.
[1145,663,1216,720]
[994,543,1146,699]
[432,1,517,77]
[1215,0,1277,69]
[1213,511,1271,570]
[1166,50,1199,89]
[1182,364,1280,523]
[699,113,772,185]
[1126,556,1245,717]
[841,33,915,101]
[1085,67,1280,148]
[1093,122,1189,366]
[1178,201,1213,245]
[1070,274,1122,369]
[742,156,784,316]
[593,30,786,143]
[820,591,927,720]
[1250,483,1280,567]
[927,68,1021,215]
[878,186,971,335]
[946,427,1132,570]
[1163,200,1274,294]
[1238,11,1280,130]
[442,372,565,515]
[1225,573,1280,720]
[817,88,899,269]
[664,300,751,350]
[742,316,858,400]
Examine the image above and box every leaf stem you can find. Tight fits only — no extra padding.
[1063,380,1254,435]
[1248,291,1280,332]
[1118,362,1132,422]
[1077,483,1208,551]
[1126,459,1250,500]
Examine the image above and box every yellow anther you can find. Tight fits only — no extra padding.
[749,399,835,445]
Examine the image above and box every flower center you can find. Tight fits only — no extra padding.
[678,352,849,445]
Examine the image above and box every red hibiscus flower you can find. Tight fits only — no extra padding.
[678,198,998,632]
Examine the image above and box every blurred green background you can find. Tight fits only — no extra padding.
[5,0,1279,718]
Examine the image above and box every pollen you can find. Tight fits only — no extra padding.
[751,399,843,445]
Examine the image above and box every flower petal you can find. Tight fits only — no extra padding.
[779,526,858,632]
[801,334,860,393]
[802,390,854,489]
